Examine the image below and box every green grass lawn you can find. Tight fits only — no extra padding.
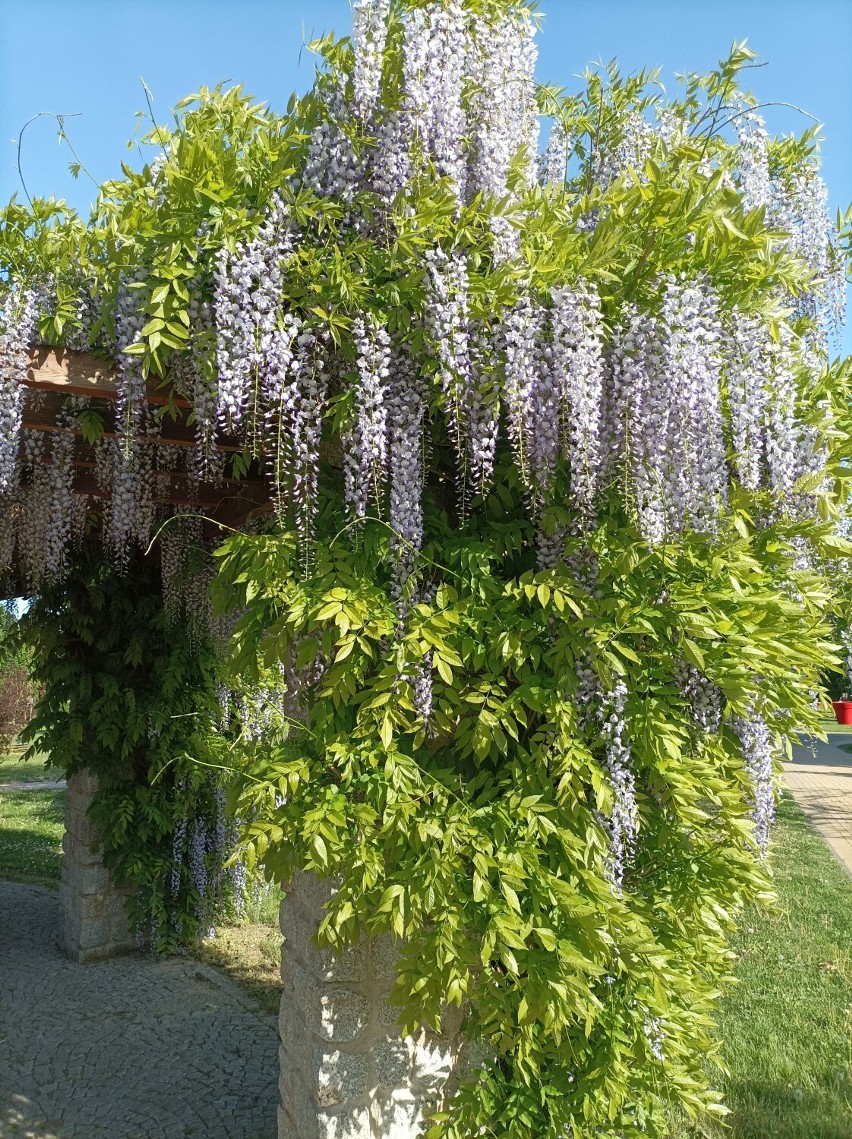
[0,749,64,784]
[0,786,65,886]
[674,793,852,1139]
[800,717,852,737]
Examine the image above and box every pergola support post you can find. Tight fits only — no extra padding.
[58,769,136,962]
[278,873,464,1139]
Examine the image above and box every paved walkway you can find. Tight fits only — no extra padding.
[786,732,852,875]
[0,781,66,791]
[0,881,279,1139]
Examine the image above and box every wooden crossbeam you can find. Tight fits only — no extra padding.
[20,419,247,454]
[18,345,273,517]
[26,345,191,408]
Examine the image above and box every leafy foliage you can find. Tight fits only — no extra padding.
[1,3,851,1135]
[21,548,240,951]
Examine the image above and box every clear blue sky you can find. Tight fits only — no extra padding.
[1,0,850,351]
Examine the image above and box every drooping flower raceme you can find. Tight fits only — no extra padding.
[466,9,538,255]
[0,286,37,494]
[675,658,723,735]
[345,314,392,521]
[598,678,639,891]
[352,0,391,121]
[551,282,606,528]
[387,339,427,589]
[732,711,777,855]
[607,305,668,543]
[402,0,469,199]
[424,248,474,488]
[733,101,772,213]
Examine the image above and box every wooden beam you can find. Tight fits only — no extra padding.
[20,419,248,454]
[26,345,191,408]
[67,473,267,511]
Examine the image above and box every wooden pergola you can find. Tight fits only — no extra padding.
[23,345,271,531]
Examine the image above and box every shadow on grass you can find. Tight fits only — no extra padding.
[721,1079,852,1139]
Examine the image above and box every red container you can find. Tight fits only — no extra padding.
[833,701,852,725]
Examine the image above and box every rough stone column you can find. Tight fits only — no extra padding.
[58,769,137,962]
[278,873,463,1139]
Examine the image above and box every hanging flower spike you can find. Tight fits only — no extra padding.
[660,276,728,535]
[108,277,152,565]
[466,10,539,257]
[466,322,500,499]
[352,0,391,123]
[502,288,544,500]
[214,198,294,442]
[302,77,363,206]
[424,248,474,500]
[675,658,723,735]
[733,99,772,213]
[606,305,668,544]
[724,309,770,493]
[402,1,469,201]
[387,339,427,594]
[289,326,330,564]
[0,286,37,495]
[732,711,777,856]
[551,282,606,530]
[764,323,800,504]
[538,120,570,187]
[344,314,391,523]
[598,678,639,891]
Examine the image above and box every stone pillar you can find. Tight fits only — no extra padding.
[58,769,137,962]
[278,874,463,1139]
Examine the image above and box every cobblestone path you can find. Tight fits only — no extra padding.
[0,881,278,1139]
[787,733,852,875]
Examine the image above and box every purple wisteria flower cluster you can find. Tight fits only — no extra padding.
[0,287,37,494]
[735,100,846,345]
[732,711,777,856]
[597,678,639,891]
[168,774,250,934]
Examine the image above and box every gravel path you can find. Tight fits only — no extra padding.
[0,881,278,1139]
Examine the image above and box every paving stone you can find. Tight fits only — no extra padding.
[786,734,852,875]
[0,881,278,1139]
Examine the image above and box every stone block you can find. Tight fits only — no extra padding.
[316,1048,369,1107]
[287,957,322,1018]
[317,938,369,985]
[318,988,371,1045]
[371,934,399,984]
[317,1104,372,1139]
[73,892,106,921]
[290,870,338,917]
[277,1104,292,1139]
[59,913,82,954]
[372,1033,411,1089]
[371,1091,426,1139]
[277,984,307,1043]
[67,864,110,896]
[68,769,99,797]
[290,1081,321,1139]
[76,917,110,952]
[377,991,404,1028]
[280,902,318,963]
[71,810,102,848]
[108,908,133,946]
[411,1036,454,1092]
